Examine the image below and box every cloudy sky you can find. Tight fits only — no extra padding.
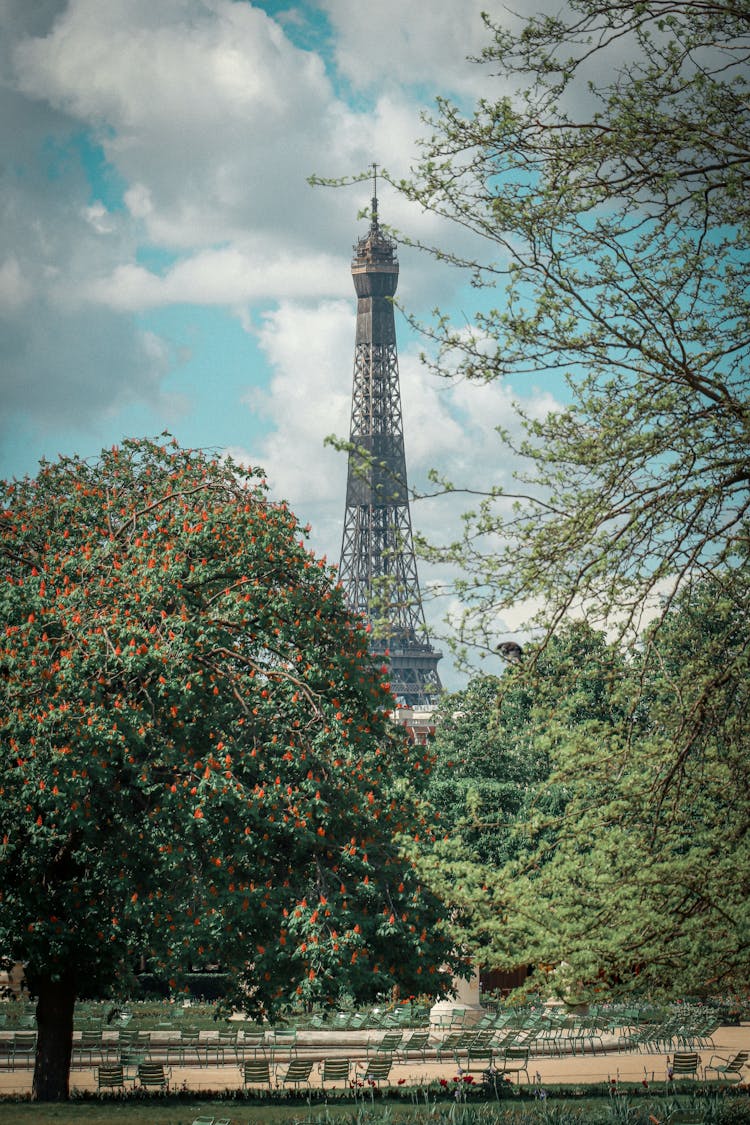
[1,0,558,689]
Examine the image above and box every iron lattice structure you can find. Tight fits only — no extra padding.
[338,185,442,707]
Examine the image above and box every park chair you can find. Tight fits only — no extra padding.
[435,1030,465,1062]
[97,1063,125,1093]
[704,1050,748,1083]
[236,1029,266,1058]
[74,1029,105,1066]
[10,1033,36,1068]
[269,1027,298,1060]
[367,1029,402,1057]
[359,1054,393,1087]
[498,1044,530,1084]
[465,1044,495,1072]
[119,1047,147,1081]
[240,1057,272,1090]
[136,1061,170,1090]
[319,1056,352,1090]
[577,1017,604,1056]
[215,1026,241,1064]
[200,1034,225,1066]
[383,1004,413,1028]
[474,1011,496,1030]
[398,1030,431,1063]
[438,1030,477,1063]
[691,1018,719,1050]
[175,1028,202,1064]
[409,1004,431,1025]
[365,1007,388,1028]
[279,1057,314,1090]
[667,1052,700,1089]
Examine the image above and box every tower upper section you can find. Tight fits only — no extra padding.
[351,192,399,299]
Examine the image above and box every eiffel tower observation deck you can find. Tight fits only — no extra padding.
[338,171,442,708]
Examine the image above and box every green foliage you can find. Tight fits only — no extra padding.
[427,623,624,868]
[0,439,459,1058]
[419,623,630,973]
[422,580,750,998]
[388,0,748,685]
[359,0,750,1003]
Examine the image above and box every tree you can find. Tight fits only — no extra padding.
[376,6,750,993]
[420,624,630,980]
[0,438,460,1100]
[427,622,619,866]
[498,575,750,1000]
[388,0,748,693]
[419,579,750,1000]
[427,675,530,867]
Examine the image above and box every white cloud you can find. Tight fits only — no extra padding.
[0,257,33,313]
[323,0,491,99]
[12,0,369,253]
[81,246,349,311]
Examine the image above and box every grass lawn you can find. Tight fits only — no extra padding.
[0,1099,470,1125]
[0,1092,748,1125]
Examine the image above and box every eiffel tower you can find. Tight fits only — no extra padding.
[338,169,442,709]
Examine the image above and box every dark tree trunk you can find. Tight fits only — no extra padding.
[32,975,76,1101]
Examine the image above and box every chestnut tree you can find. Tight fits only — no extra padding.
[0,437,459,1100]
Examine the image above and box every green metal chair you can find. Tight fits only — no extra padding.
[498,1044,530,1084]
[136,1061,170,1090]
[240,1057,272,1090]
[465,1044,495,1072]
[367,1029,402,1057]
[74,1029,105,1067]
[10,1033,36,1068]
[359,1054,393,1087]
[667,1052,701,1090]
[279,1057,314,1090]
[704,1050,748,1083]
[398,1030,431,1062]
[269,1027,298,1061]
[97,1063,125,1092]
[319,1056,352,1091]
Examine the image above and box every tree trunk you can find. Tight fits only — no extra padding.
[32,975,76,1101]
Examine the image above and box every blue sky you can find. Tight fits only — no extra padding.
[1,0,560,688]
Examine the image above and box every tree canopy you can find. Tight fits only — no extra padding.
[388,5,749,992]
[419,583,750,1000]
[426,623,619,867]
[0,438,459,1099]
[392,0,748,676]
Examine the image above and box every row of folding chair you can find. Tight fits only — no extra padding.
[97,1061,170,1091]
[240,1056,393,1091]
[73,1026,287,1068]
[0,1031,37,1068]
